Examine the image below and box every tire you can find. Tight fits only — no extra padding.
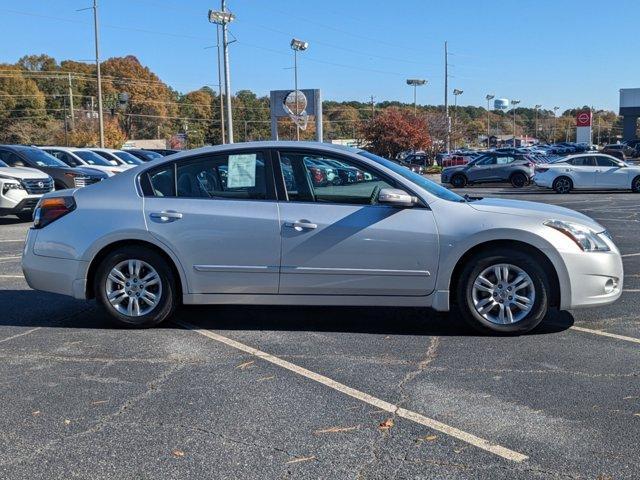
[450,174,467,188]
[632,176,640,193]
[455,248,550,334]
[553,176,572,194]
[95,246,178,328]
[510,172,528,188]
[16,212,33,222]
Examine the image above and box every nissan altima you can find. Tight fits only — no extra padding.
[22,142,623,334]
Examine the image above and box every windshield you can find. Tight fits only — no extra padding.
[358,150,465,203]
[137,150,163,161]
[0,159,8,168]
[18,147,67,167]
[113,151,144,165]
[74,150,114,166]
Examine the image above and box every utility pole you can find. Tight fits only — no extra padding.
[486,94,494,149]
[511,99,521,146]
[93,0,104,147]
[216,25,226,144]
[444,41,450,152]
[221,0,234,143]
[370,95,375,118]
[553,106,559,143]
[62,95,69,146]
[534,105,541,141]
[67,73,75,130]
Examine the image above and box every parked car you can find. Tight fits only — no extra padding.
[394,158,425,175]
[144,148,180,156]
[0,158,54,220]
[22,141,622,335]
[125,149,164,162]
[40,147,128,176]
[602,144,635,160]
[0,145,108,190]
[90,148,144,168]
[533,153,640,193]
[403,153,432,168]
[441,153,534,188]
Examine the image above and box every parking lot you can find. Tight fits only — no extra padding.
[0,186,639,479]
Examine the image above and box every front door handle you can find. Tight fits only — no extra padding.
[150,211,183,222]
[284,220,318,231]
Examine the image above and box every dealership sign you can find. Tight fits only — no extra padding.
[576,111,592,127]
[575,110,592,144]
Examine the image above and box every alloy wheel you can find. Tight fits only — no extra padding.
[554,177,571,193]
[105,259,163,317]
[471,263,535,325]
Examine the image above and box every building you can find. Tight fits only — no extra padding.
[620,88,640,141]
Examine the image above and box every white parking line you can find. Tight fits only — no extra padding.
[0,239,24,243]
[0,327,41,344]
[570,326,640,345]
[0,275,24,279]
[176,320,528,463]
[0,255,21,262]
[623,289,640,293]
[622,253,640,258]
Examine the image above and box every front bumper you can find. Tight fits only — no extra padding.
[558,249,623,309]
[0,195,41,215]
[21,228,89,299]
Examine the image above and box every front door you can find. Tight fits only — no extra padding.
[467,156,498,183]
[276,150,439,296]
[142,150,281,294]
[594,156,630,189]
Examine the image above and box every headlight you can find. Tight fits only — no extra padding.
[2,182,25,194]
[544,220,610,252]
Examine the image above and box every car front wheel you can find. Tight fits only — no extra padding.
[95,246,178,328]
[632,176,640,193]
[553,176,572,194]
[510,172,528,188]
[456,248,550,334]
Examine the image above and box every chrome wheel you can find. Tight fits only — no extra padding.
[554,177,571,194]
[471,263,535,325]
[105,259,162,317]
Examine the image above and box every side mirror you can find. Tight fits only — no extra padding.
[378,188,417,207]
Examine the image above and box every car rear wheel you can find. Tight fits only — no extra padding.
[450,174,467,188]
[553,176,572,194]
[95,246,178,328]
[632,176,640,193]
[510,172,528,188]
[456,248,550,334]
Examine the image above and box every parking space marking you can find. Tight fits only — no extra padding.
[570,326,640,345]
[0,239,24,243]
[0,275,24,279]
[622,253,640,258]
[0,255,21,262]
[0,327,41,344]
[623,289,640,293]
[177,320,528,463]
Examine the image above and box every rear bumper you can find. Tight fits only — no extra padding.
[21,229,89,299]
[532,174,553,188]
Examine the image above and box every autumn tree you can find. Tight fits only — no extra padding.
[362,108,431,158]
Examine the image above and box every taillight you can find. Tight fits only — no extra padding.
[33,196,76,229]
[536,166,550,173]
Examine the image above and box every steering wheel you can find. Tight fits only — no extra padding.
[369,184,381,205]
[196,171,218,198]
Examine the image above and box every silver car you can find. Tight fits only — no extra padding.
[22,142,623,334]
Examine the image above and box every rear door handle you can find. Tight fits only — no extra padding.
[150,211,183,222]
[284,220,318,231]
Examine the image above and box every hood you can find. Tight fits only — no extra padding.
[468,198,605,232]
[72,166,109,178]
[0,166,51,180]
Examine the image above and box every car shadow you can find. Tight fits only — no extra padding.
[0,290,575,337]
[0,217,29,226]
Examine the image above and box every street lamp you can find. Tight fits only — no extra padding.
[452,89,463,149]
[511,99,521,146]
[290,38,309,141]
[485,94,494,149]
[534,104,542,142]
[406,79,427,115]
[208,2,236,143]
[553,106,559,143]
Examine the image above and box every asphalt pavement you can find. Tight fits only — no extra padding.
[0,186,639,479]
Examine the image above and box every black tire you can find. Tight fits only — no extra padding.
[455,248,550,335]
[16,212,33,222]
[450,174,467,188]
[510,172,528,188]
[632,176,640,193]
[95,246,178,328]
[552,176,572,194]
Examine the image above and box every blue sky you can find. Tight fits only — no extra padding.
[0,0,637,111]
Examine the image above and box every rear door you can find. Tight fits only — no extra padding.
[142,149,281,294]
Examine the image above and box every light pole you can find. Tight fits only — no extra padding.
[208,4,236,143]
[92,0,104,147]
[291,38,309,141]
[485,94,494,149]
[406,79,426,115]
[534,104,542,142]
[553,106,559,142]
[452,89,463,149]
[511,99,521,146]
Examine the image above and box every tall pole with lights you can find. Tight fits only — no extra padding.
[406,79,426,115]
[452,89,463,149]
[92,0,104,147]
[290,38,309,141]
[534,104,542,142]
[553,106,559,142]
[511,99,521,146]
[485,94,494,148]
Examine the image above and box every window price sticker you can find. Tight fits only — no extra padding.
[227,154,257,188]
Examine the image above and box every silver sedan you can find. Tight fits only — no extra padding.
[22,142,623,334]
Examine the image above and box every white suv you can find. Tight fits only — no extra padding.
[0,159,54,221]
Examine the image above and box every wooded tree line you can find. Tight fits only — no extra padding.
[0,54,624,150]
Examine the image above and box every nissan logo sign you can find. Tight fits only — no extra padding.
[37,181,44,188]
